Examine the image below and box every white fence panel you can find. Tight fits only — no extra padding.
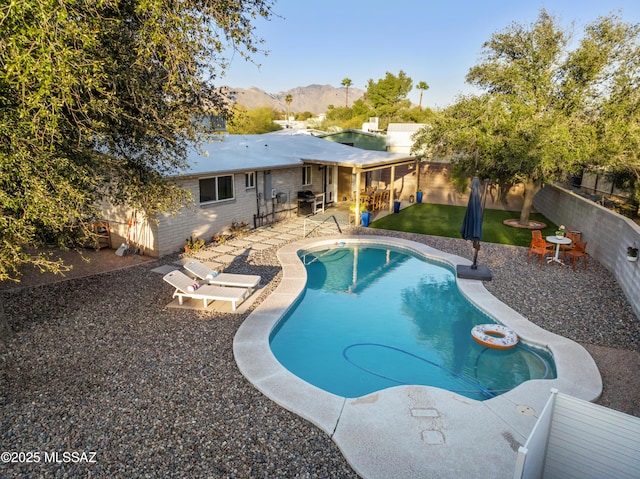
[515,389,640,479]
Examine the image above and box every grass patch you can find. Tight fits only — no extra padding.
[370,203,558,248]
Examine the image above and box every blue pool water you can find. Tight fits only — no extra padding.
[269,245,556,400]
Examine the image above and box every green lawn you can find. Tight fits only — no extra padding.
[370,203,559,248]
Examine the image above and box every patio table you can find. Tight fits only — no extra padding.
[546,235,572,265]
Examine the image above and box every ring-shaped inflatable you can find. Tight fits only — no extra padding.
[471,324,519,350]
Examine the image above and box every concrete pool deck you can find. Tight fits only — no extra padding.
[233,235,602,479]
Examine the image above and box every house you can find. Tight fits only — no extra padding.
[385,123,426,153]
[102,132,414,257]
[316,129,387,151]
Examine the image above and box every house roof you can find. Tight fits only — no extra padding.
[180,133,413,177]
[316,129,386,140]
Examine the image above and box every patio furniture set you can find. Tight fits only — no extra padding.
[527,230,587,271]
[163,260,260,310]
[358,188,391,212]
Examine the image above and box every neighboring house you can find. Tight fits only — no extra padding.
[316,129,387,151]
[385,123,426,153]
[101,132,413,257]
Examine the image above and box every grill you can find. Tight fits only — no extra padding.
[297,190,315,200]
[297,190,316,216]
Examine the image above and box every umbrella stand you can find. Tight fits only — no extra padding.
[456,178,492,281]
[471,239,480,270]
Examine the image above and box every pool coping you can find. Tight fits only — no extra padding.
[233,235,602,479]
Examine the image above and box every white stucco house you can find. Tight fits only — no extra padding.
[101,131,414,257]
[385,123,427,153]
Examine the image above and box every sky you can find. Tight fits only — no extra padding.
[221,0,640,109]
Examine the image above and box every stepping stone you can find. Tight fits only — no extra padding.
[250,243,272,251]
[210,244,236,253]
[194,250,220,260]
[227,239,252,248]
[277,233,300,240]
[261,238,286,246]
[215,254,239,264]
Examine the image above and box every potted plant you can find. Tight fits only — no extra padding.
[361,203,372,227]
[555,225,565,238]
[627,246,638,262]
[416,188,423,203]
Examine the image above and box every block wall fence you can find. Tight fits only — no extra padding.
[533,184,640,320]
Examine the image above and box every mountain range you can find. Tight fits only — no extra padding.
[227,84,366,114]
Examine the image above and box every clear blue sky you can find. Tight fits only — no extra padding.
[221,0,640,109]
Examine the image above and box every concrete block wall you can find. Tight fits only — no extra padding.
[264,168,303,214]
[99,203,159,256]
[156,174,259,257]
[534,184,640,320]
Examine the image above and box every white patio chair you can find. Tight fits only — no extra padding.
[183,260,261,294]
[162,270,248,310]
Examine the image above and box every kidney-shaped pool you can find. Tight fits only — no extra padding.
[269,244,555,400]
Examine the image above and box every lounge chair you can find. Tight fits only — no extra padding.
[162,270,248,310]
[183,260,261,294]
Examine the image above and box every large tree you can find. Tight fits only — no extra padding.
[416,81,429,110]
[0,0,274,281]
[341,77,353,107]
[412,10,638,225]
[591,21,640,206]
[227,105,283,134]
[365,70,413,128]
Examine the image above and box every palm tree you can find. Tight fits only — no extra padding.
[341,78,352,107]
[285,94,292,124]
[416,81,429,110]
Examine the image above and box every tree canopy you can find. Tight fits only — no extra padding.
[0,0,274,281]
[320,71,432,131]
[412,10,640,224]
[227,105,282,134]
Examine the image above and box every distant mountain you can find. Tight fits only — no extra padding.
[227,84,365,114]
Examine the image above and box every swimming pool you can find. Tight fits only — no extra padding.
[234,234,602,479]
[269,244,555,400]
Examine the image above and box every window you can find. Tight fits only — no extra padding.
[302,165,312,186]
[245,172,255,189]
[199,175,234,204]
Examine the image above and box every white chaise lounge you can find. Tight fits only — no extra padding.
[183,260,261,294]
[163,270,248,311]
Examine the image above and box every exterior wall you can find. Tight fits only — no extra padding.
[378,164,417,201]
[156,174,258,257]
[261,167,307,215]
[385,123,426,153]
[417,163,526,211]
[376,162,527,208]
[534,184,640,319]
[97,203,159,256]
[580,172,632,200]
[151,165,320,257]
[98,164,338,258]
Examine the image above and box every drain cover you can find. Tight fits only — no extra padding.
[516,405,535,416]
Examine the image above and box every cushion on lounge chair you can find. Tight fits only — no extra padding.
[162,270,248,310]
[184,260,261,293]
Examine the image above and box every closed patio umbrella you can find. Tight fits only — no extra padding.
[457,177,492,281]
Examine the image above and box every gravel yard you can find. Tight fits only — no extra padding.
[1,227,638,478]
